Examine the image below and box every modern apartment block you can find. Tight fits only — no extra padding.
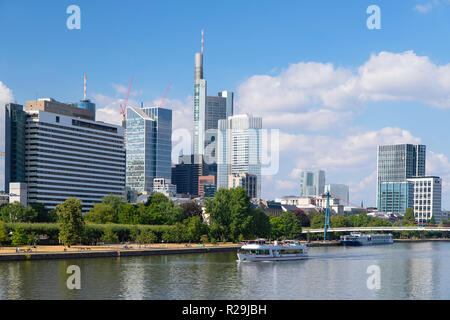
[377,144,426,215]
[228,173,258,199]
[126,106,172,195]
[299,170,325,198]
[324,184,349,204]
[217,114,262,199]
[193,31,233,159]
[3,100,126,212]
[407,176,442,224]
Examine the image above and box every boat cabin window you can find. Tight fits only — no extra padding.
[238,249,270,255]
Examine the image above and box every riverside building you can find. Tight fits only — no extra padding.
[299,170,325,198]
[4,99,125,212]
[126,106,172,197]
[377,144,426,215]
[217,114,262,199]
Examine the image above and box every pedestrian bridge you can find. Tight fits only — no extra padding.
[302,226,450,234]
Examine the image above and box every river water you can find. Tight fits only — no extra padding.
[0,242,449,300]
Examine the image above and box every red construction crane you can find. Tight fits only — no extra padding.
[120,76,134,122]
[160,82,172,108]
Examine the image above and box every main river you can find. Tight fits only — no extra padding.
[1,241,450,300]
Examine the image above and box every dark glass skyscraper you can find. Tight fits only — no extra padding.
[4,103,27,193]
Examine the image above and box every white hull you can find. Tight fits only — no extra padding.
[237,254,308,262]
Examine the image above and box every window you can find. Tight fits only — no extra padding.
[56,116,60,123]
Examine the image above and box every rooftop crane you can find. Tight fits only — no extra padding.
[120,76,134,122]
[160,82,172,108]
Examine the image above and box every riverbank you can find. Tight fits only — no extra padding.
[0,243,241,262]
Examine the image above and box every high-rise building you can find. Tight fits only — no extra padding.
[4,103,27,193]
[126,106,172,195]
[217,114,262,199]
[8,103,125,212]
[377,144,426,214]
[193,30,233,160]
[407,176,442,224]
[171,154,209,197]
[324,184,349,204]
[228,173,258,199]
[26,98,95,121]
[299,170,325,198]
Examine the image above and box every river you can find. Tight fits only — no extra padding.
[1,242,449,300]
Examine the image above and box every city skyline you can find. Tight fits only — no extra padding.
[1,1,450,207]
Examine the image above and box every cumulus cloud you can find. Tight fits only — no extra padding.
[237,51,450,131]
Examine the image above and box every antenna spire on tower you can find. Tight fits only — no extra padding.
[84,73,87,100]
[201,29,204,55]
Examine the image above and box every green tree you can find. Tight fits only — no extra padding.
[206,188,232,241]
[311,214,325,228]
[0,221,9,243]
[0,202,37,223]
[250,209,272,238]
[430,216,436,225]
[85,203,117,224]
[270,212,302,239]
[183,216,208,242]
[56,198,85,246]
[228,187,254,241]
[293,209,311,227]
[137,229,157,244]
[404,207,416,223]
[30,203,57,222]
[101,227,119,243]
[11,226,29,246]
[180,201,203,219]
[118,203,141,225]
[330,215,347,228]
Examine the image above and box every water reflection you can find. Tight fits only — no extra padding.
[1,242,450,299]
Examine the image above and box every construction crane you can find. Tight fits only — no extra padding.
[160,83,172,108]
[120,76,134,122]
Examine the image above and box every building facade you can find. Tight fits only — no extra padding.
[4,103,27,193]
[228,173,258,199]
[198,175,215,198]
[126,106,172,195]
[299,170,325,198]
[24,108,125,212]
[193,31,233,159]
[377,144,426,214]
[217,114,262,199]
[407,176,442,224]
[153,178,177,197]
[171,154,209,197]
[324,184,349,204]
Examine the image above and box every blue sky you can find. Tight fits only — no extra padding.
[1,0,450,208]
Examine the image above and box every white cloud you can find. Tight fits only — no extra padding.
[414,3,434,13]
[237,51,450,132]
[275,179,298,190]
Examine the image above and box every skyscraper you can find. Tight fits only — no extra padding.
[377,144,426,214]
[4,100,126,212]
[4,103,27,193]
[126,106,172,195]
[324,183,349,204]
[193,30,233,160]
[217,114,262,199]
[299,170,325,198]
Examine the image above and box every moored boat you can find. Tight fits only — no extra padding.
[237,239,308,261]
[340,233,393,246]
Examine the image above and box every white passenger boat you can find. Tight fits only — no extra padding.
[340,233,393,246]
[237,239,308,261]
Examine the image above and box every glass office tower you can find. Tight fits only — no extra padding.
[217,114,262,199]
[4,103,27,193]
[377,144,426,214]
[126,106,172,194]
[299,170,326,197]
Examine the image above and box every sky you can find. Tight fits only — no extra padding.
[1,0,450,208]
